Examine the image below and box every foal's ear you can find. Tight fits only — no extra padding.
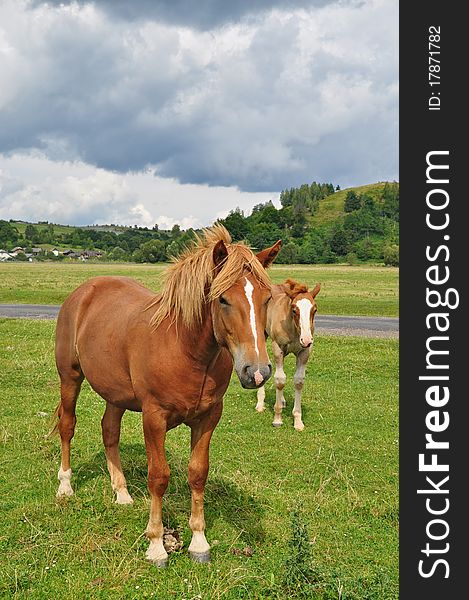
[213,239,229,270]
[310,283,321,298]
[256,240,282,268]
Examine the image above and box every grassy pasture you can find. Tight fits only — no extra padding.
[0,319,398,599]
[0,262,398,317]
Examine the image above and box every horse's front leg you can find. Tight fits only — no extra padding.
[187,401,223,563]
[255,385,266,412]
[292,348,310,431]
[272,341,286,426]
[142,409,170,567]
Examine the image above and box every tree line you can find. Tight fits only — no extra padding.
[0,181,399,265]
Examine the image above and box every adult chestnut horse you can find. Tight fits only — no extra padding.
[54,225,281,567]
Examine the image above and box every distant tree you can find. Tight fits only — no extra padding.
[344,191,361,213]
[0,220,19,247]
[383,244,399,266]
[382,182,400,221]
[329,224,350,256]
[107,247,129,262]
[25,224,39,243]
[220,209,249,241]
[248,222,282,250]
[138,239,167,263]
[346,252,358,265]
[278,241,300,264]
[354,237,382,261]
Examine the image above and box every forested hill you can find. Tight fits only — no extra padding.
[220,181,399,265]
[1,181,399,265]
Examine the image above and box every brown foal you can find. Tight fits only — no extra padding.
[255,279,320,430]
[54,225,281,566]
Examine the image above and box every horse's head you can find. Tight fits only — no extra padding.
[211,239,282,389]
[284,279,321,348]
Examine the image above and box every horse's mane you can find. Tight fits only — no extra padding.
[148,223,271,330]
[283,278,309,298]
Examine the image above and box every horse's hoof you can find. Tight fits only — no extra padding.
[255,406,265,413]
[189,550,211,563]
[272,421,283,427]
[154,558,169,568]
[115,490,134,505]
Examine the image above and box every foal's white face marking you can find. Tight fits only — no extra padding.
[296,297,313,347]
[244,278,263,384]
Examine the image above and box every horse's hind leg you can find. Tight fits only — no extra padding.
[101,403,133,505]
[56,372,83,497]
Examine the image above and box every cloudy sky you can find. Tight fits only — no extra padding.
[0,0,398,229]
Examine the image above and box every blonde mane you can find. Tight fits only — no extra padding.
[148,224,271,330]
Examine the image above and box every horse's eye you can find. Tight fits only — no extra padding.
[264,295,272,305]
[219,296,229,306]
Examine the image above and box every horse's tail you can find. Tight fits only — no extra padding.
[47,403,61,438]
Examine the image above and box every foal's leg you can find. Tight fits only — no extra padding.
[56,372,83,498]
[187,402,223,563]
[101,403,133,505]
[292,348,310,431]
[272,341,287,427]
[143,409,170,567]
[255,385,266,412]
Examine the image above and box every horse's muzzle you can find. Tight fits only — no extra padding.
[238,363,272,389]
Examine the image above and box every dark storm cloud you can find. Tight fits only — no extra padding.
[32,0,331,29]
[1,0,398,196]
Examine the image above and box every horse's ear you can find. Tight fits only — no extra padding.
[213,239,228,271]
[310,283,321,298]
[284,278,298,298]
[256,240,282,268]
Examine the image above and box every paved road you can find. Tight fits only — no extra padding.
[0,304,399,337]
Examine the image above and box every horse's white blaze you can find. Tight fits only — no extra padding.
[296,298,313,345]
[244,278,263,383]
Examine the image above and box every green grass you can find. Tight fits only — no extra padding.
[0,319,398,599]
[0,263,398,317]
[9,222,77,236]
[310,183,394,227]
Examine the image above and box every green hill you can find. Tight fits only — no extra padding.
[311,182,396,227]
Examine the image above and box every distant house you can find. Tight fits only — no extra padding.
[51,248,60,257]
[0,250,13,261]
[10,246,25,257]
[81,250,103,260]
[62,249,81,258]
[31,247,42,255]
[62,249,103,260]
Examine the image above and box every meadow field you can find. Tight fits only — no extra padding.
[0,261,398,598]
[0,321,398,599]
[0,262,399,317]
